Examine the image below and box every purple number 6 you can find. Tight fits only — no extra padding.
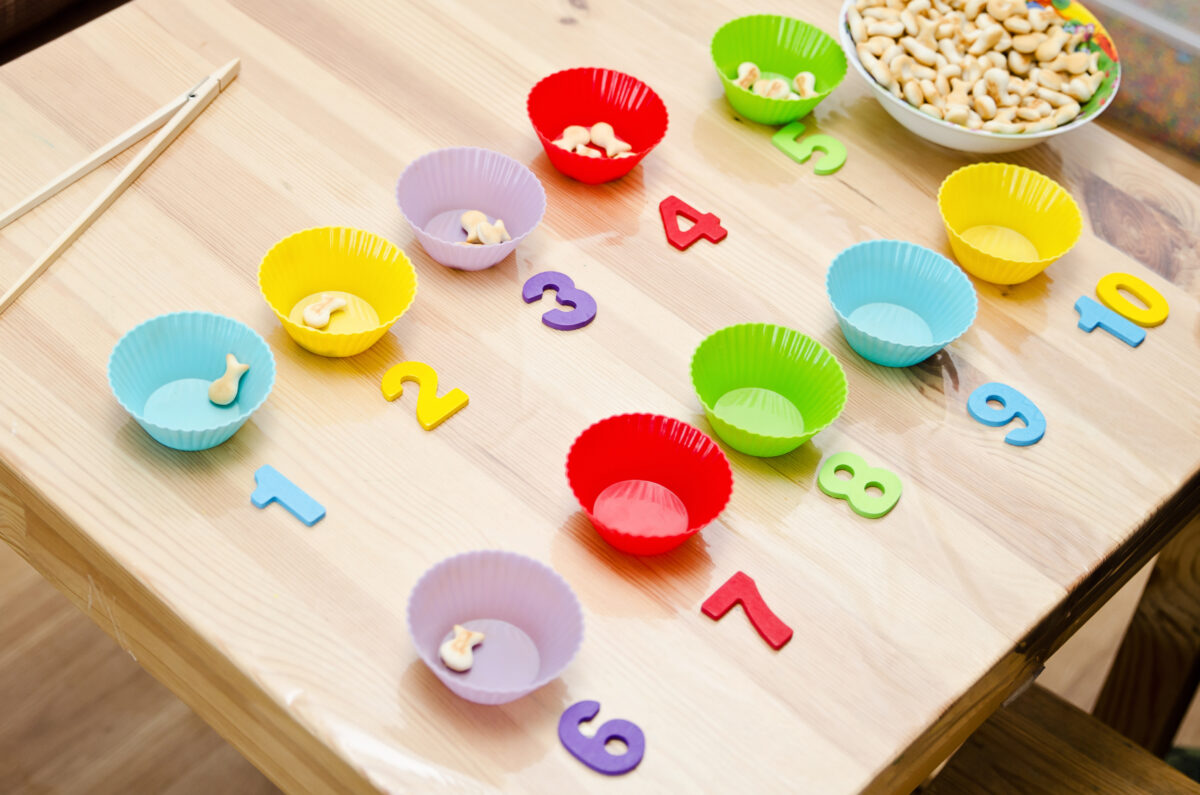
[522,271,597,330]
[558,700,645,775]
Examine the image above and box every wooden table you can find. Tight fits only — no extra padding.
[0,1,1197,792]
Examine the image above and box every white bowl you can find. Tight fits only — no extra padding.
[837,0,1120,153]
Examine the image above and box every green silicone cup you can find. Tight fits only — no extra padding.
[711,14,848,126]
[690,323,848,457]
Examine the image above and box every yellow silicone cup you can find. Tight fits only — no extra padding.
[937,163,1082,285]
[258,227,417,357]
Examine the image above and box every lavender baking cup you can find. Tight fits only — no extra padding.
[108,311,275,451]
[826,240,977,367]
[396,147,547,271]
[407,550,584,705]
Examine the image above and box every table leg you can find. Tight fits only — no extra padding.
[1093,513,1200,756]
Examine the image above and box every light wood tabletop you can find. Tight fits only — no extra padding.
[0,0,1198,792]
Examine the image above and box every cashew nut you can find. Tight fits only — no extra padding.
[794,71,817,98]
[552,125,590,151]
[735,62,760,89]
[753,78,791,99]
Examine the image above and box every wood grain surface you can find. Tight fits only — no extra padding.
[0,1,1197,793]
[925,685,1200,794]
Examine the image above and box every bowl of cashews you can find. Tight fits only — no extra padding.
[839,0,1120,153]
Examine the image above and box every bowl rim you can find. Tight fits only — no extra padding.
[405,549,585,699]
[107,310,277,435]
[564,412,734,537]
[936,162,1084,266]
[394,146,547,246]
[525,66,670,162]
[257,225,418,339]
[710,13,848,106]
[826,239,979,350]
[837,0,1122,143]
[689,322,849,444]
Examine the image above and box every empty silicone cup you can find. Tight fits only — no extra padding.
[711,14,847,126]
[566,413,733,555]
[691,323,848,457]
[406,550,584,705]
[107,311,275,452]
[258,227,417,357]
[526,67,669,184]
[396,147,546,270]
[937,163,1083,285]
[827,240,978,367]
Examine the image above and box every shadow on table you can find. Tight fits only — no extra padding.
[525,152,647,242]
[549,510,715,619]
[395,659,566,778]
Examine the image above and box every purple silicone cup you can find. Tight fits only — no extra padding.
[395,147,547,272]
[406,550,584,705]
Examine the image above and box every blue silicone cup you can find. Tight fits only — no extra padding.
[826,240,977,367]
[108,311,276,451]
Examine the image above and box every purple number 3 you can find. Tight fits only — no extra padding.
[522,271,597,330]
[558,700,645,775]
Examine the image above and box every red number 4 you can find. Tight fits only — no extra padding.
[702,571,793,650]
[659,195,728,251]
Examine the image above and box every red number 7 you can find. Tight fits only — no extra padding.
[701,571,793,650]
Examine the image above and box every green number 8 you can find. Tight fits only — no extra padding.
[817,452,902,519]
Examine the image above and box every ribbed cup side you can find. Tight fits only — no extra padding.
[395,147,547,268]
[407,550,584,704]
[565,413,733,536]
[692,323,848,433]
[826,240,977,366]
[937,163,1082,284]
[107,311,275,451]
[711,15,847,125]
[258,226,417,356]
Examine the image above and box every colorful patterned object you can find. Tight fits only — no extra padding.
[1032,0,1122,122]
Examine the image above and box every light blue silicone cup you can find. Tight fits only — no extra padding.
[826,240,977,368]
[108,311,276,451]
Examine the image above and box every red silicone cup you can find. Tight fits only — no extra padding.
[527,67,669,185]
[566,414,732,554]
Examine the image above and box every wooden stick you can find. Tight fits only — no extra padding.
[0,59,240,316]
[0,93,188,231]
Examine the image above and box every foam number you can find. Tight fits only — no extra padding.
[251,465,325,526]
[701,571,793,650]
[1074,296,1146,348]
[771,122,846,175]
[521,271,597,330]
[967,382,1046,446]
[659,195,728,251]
[558,700,646,776]
[381,361,469,430]
[1095,272,1169,328]
[817,452,902,519]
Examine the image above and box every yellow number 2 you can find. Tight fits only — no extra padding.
[381,361,469,431]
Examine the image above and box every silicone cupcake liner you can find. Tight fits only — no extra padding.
[108,311,275,451]
[690,323,848,457]
[396,147,546,270]
[937,163,1082,285]
[826,240,978,367]
[407,550,584,705]
[258,227,417,357]
[527,67,669,184]
[565,413,732,555]
[711,15,847,126]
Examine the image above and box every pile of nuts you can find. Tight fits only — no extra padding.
[733,62,818,100]
[552,122,634,159]
[458,210,511,246]
[848,0,1108,133]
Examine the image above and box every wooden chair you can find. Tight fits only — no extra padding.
[924,684,1200,794]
